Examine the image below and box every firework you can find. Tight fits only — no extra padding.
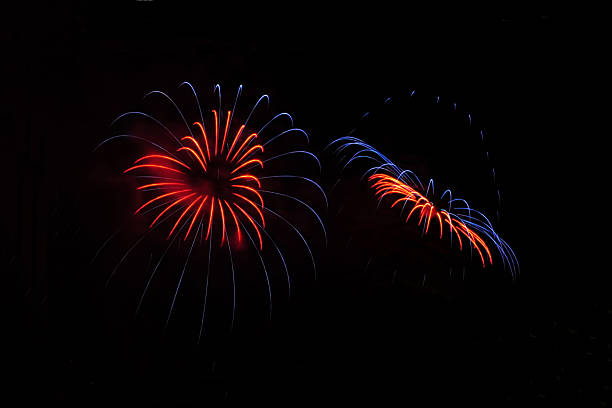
[94,83,327,336]
[327,136,518,277]
[123,106,266,248]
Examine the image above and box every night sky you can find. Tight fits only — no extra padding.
[4,5,607,406]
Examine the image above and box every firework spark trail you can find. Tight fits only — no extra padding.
[95,83,327,332]
[326,137,519,277]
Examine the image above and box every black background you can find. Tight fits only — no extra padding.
[4,4,607,406]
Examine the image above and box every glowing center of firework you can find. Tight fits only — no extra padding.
[191,161,233,196]
[124,110,265,249]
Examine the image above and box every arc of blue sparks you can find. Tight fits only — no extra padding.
[329,136,519,277]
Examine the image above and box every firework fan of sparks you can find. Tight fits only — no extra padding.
[326,136,518,277]
[94,83,327,336]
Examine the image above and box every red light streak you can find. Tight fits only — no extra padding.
[229,133,257,163]
[193,122,211,160]
[134,154,192,171]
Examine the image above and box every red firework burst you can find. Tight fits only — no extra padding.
[124,110,266,250]
[95,83,327,337]
[369,173,492,267]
